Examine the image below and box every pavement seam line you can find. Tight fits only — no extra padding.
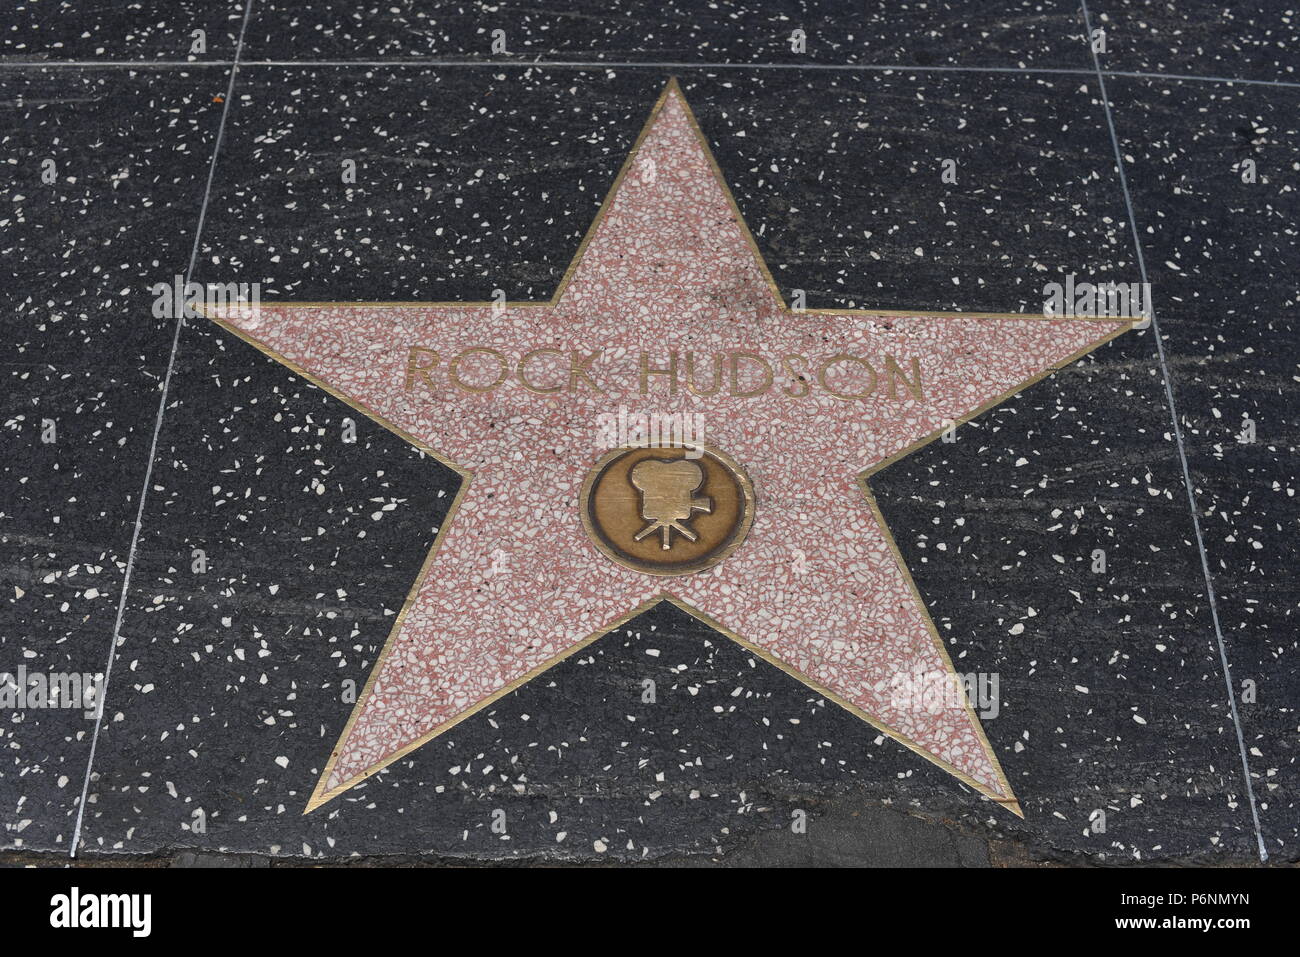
[1080,0,1268,864]
[68,0,257,860]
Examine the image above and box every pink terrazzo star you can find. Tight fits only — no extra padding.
[210,80,1131,815]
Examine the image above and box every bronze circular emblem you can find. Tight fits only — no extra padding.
[581,445,755,576]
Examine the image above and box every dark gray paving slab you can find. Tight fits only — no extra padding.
[1108,76,1300,859]
[1089,0,1300,84]
[870,336,1260,862]
[2,1,245,61]
[1,68,228,368]
[666,798,993,867]
[0,67,226,852]
[192,67,667,301]
[242,0,1093,67]
[682,70,1138,314]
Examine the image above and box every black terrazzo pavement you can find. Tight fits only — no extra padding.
[1108,76,1300,858]
[1,68,227,852]
[3,2,246,62]
[1,1,1295,865]
[241,0,1095,67]
[1090,0,1299,84]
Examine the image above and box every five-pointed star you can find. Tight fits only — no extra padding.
[209,80,1131,815]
